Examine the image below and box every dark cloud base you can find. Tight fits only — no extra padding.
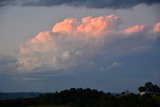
[0,0,160,9]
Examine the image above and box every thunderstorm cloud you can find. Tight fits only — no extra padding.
[17,15,160,72]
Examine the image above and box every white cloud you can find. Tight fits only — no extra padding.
[107,62,123,70]
[16,15,160,72]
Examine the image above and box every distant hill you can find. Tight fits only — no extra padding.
[0,92,41,100]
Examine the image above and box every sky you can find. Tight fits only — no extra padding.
[0,0,160,93]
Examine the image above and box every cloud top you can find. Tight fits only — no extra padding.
[52,15,120,36]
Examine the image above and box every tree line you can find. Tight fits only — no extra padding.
[0,82,160,107]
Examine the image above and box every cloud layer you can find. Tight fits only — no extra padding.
[1,0,160,9]
[17,15,160,72]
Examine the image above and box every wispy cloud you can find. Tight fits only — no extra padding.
[107,62,123,70]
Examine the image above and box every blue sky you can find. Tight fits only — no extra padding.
[0,0,160,93]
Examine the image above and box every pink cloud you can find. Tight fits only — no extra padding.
[123,25,144,34]
[52,15,120,36]
[52,18,76,33]
[17,15,159,72]
[154,22,160,33]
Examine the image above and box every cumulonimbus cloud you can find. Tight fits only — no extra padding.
[17,15,160,72]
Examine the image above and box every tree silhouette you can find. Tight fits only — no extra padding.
[0,84,160,107]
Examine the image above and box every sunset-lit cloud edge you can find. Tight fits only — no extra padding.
[17,15,160,72]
